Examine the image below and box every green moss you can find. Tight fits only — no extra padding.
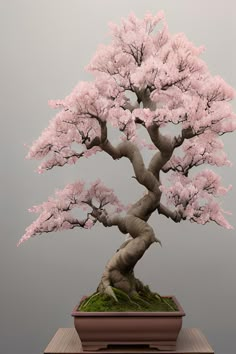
[78,287,178,312]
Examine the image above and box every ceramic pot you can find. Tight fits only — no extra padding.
[71,295,185,351]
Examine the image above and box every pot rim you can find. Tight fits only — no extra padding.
[71,295,185,317]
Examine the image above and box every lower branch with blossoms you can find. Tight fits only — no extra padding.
[18,179,162,300]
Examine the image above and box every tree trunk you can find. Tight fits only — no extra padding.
[97,214,158,298]
[95,124,169,299]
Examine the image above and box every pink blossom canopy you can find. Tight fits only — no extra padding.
[18,12,236,246]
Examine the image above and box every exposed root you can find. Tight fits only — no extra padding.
[79,292,100,310]
[160,296,177,311]
[104,285,118,302]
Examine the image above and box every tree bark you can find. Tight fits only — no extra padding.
[97,215,158,297]
[96,186,162,299]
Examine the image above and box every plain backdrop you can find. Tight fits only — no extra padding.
[1,1,236,353]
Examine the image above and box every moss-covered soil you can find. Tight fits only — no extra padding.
[78,286,178,312]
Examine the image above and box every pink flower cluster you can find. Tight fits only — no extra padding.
[18,180,126,246]
[160,169,232,229]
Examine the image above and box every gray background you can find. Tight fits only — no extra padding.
[1,1,236,353]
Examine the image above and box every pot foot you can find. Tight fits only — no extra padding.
[82,343,107,351]
[149,342,177,351]
[82,341,177,351]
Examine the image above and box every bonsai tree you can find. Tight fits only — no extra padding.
[18,12,236,304]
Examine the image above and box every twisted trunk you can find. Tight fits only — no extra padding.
[96,188,161,299]
[97,215,157,297]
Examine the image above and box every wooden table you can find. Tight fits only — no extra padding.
[44,328,214,353]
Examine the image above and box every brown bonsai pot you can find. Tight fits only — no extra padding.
[71,295,185,351]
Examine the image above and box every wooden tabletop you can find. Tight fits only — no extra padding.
[44,328,214,353]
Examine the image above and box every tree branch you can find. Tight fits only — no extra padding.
[102,139,160,194]
[147,125,175,178]
[95,117,160,195]
[173,126,197,148]
[91,208,128,234]
[135,91,175,179]
[157,203,183,222]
